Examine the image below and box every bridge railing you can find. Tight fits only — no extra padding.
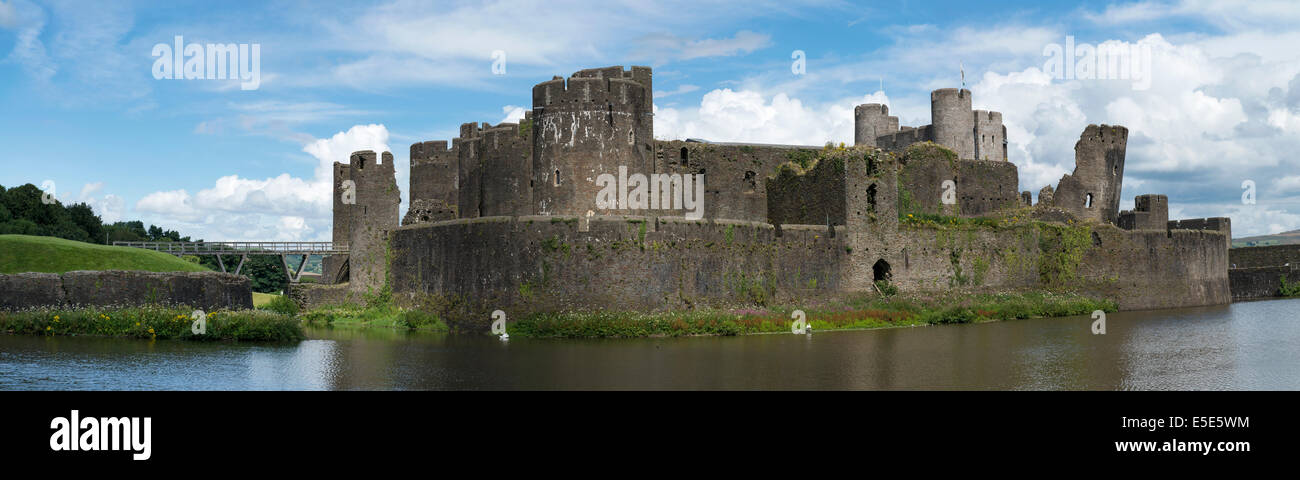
[112,241,349,255]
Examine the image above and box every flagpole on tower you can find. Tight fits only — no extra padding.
[960,61,966,89]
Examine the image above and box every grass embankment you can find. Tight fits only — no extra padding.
[252,292,278,307]
[298,288,449,332]
[300,304,450,331]
[0,234,210,274]
[0,306,304,341]
[507,291,1117,339]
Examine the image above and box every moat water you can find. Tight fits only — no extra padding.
[2,298,1298,390]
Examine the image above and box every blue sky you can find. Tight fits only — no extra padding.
[3,0,1300,240]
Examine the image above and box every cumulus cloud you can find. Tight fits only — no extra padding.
[72,182,125,224]
[655,89,889,145]
[137,124,393,241]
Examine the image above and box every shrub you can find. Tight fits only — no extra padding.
[0,305,303,342]
[399,310,447,331]
[261,294,299,316]
[1281,276,1300,297]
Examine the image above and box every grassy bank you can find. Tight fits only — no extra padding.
[0,305,304,341]
[300,303,449,332]
[506,291,1117,338]
[0,234,210,274]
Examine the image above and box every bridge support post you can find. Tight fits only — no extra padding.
[215,255,227,273]
[234,255,247,276]
[280,254,310,284]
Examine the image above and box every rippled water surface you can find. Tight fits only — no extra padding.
[2,298,1297,390]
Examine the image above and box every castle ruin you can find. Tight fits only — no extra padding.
[298,66,1233,328]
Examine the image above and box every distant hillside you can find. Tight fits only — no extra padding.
[0,234,211,274]
[1233,229,1300,248]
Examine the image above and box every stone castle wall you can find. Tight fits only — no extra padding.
[0,271,252,311]
[388,215,844,329]
[1230,244,1300,268]
[1229,265,1299,300]
[657,141,806,223]
[406,140,459,224]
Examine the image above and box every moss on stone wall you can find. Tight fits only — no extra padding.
[1035,222,1092,288]
[903,141,958,167]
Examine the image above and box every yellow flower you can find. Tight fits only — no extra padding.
[46,326,51,331]
[148,328,155,334]
[135,322,140,326]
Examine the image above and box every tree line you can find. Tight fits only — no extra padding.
[0,183,297,293]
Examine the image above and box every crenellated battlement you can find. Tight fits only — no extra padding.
[348,150,394,173]
[411,140,455,167]
[481,122,528,151]
[532,75,648,110]
[855,104,888,116]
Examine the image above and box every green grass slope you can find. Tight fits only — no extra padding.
[0,234,210,274]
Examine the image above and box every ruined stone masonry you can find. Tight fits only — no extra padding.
[0,271,252,311]
[300,65,1234,327]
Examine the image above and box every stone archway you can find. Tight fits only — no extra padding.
[873,259,891,282]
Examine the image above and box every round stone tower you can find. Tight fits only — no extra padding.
[930,88,975,160]
[531,66,653,216]
[854,104,893,147]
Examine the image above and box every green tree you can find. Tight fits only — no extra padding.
[66,203,104,244]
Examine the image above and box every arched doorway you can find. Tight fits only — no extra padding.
[872,259,891,282]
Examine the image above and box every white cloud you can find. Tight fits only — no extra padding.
[136,189,201,222]
[499,105,527,124]
[655,89,889,145]
[1274,176,1300,195]
[71,182,124,223]
[78,182,103,200]
[137,124,393,241]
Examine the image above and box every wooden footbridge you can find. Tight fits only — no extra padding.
[112,241,347,283]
